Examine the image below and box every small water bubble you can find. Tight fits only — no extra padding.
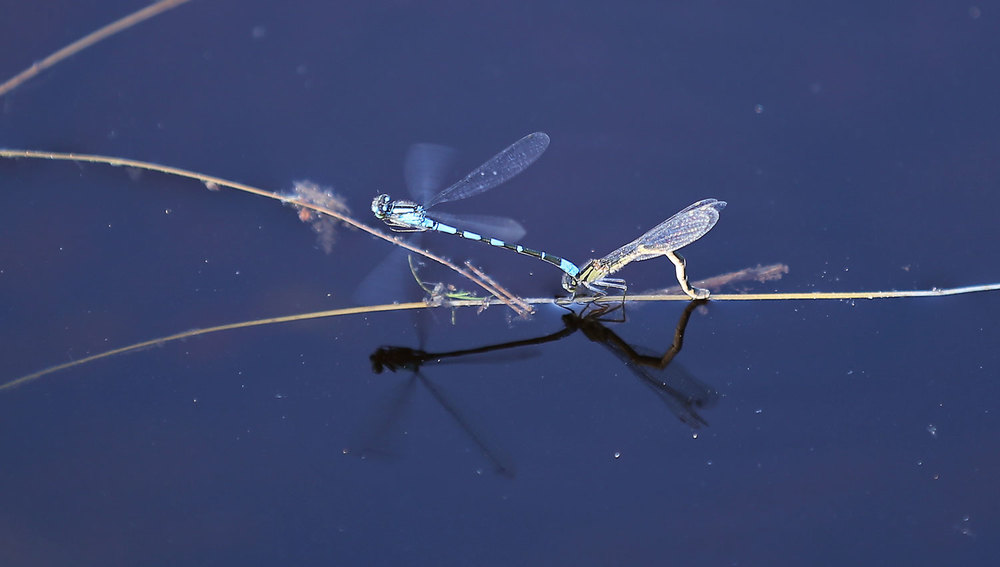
[613,451,621,459]
[956,515,975,538]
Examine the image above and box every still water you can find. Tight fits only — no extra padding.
[1,2,998,565]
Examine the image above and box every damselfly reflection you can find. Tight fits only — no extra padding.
[352,366,517,478]
[358,301,718,475]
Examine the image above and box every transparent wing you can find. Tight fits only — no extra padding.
[630,362,713,428]
[662,363,720,410]
[423,132,550,209]
[404,142,459,204]
[595,336,716,428]
[602,199,726,264]
[426,210,527,243]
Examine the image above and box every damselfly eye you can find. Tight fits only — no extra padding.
[371,194,391,218]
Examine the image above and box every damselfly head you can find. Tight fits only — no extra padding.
[561,268,588,293]
[371,194,392,219]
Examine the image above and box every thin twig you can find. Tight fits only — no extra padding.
[0,0,193,97]
[463,261,533,316]
[0,148,523,310]
[3,272,997,393]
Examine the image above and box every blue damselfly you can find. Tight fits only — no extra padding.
[371,132,582,278]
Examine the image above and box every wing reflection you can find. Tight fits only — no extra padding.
[358,301,719,475]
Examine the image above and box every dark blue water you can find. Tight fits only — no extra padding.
[2,2,998,565]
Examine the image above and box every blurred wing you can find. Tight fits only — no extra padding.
[404,142,459,204]
[426,211,527,242]
[348,376,419,459]
[353,246,420,306]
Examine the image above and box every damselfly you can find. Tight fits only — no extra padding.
[563,199,727,299]
[371,132,582,278]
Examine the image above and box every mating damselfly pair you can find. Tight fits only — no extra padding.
[371,132,726,299]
